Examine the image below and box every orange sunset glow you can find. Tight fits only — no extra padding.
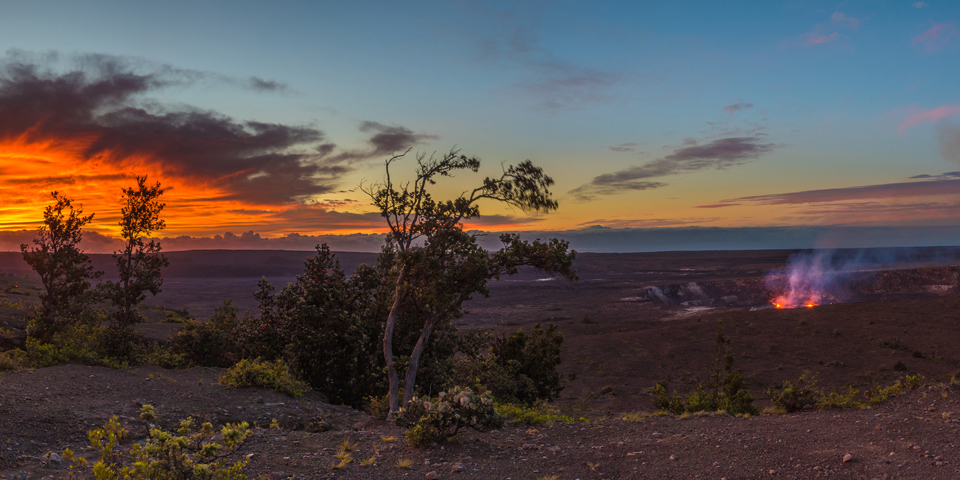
[0,133,374,238]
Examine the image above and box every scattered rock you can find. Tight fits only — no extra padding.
[842,453,853,463]
[669,455,677,461]
[425,471,439,480]
[450,462,465,473]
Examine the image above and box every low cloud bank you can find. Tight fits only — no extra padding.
[7,225,960,254]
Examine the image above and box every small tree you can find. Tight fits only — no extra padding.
[20,192,102,339]
[363,149,576,417]
[100,176,170,330]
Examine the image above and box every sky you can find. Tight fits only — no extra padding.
[1,0,959,252]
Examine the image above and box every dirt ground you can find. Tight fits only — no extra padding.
[2,365,960,479]
[3,249,960,478]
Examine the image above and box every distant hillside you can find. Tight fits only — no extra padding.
[0,250,379,280]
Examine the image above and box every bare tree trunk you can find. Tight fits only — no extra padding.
[402,317,438,407]
[384,267,407,418]
[122,247,132,327]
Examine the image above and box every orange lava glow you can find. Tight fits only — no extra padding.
[771,296,841,309]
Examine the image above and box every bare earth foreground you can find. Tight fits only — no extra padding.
[3,249,960,479]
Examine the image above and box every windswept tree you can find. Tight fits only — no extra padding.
[99,176,170,330]
[363,149,576,417]
[20,192,101,339]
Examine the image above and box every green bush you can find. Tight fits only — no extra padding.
[864,374,926,405]
[237,247,390,407]
[650,382,685,415]
[239,245,462,408]
[651,327,758,416]
[167,300,240,368]
[496,400,585,425]
[817,386,862,410]
[396,386,504,447]
[65,405,250,479]
[767,372,820,412]
[451,324,565,406]
[490,323,564,403]
[0,350,20,371]
[219,358,310,398]
[23,323,129,369]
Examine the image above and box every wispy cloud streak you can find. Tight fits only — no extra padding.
[571,137,779,200]
[913,23,956,52]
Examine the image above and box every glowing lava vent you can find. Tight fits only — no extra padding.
[766,251,845,309]
[770,292,839,309]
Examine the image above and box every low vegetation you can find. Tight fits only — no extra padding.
[218,357,310,398]
[766,372,927,413]
[395,386,504,447]
[651,327,759,416]
[63,405,250,479]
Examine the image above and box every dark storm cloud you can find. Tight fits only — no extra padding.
[0,53,427,205]
[571,137,779,200]
[322,121,438,163]
[360,121,438,156]
[723,102,754,114]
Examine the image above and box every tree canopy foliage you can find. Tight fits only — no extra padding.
[362,149,576,416]
[99,176,170,330]
[20,192,101,340]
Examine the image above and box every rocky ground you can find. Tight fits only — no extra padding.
[4,249,960,478]
[1,365,960,479]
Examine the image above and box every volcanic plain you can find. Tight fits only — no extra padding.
[3,248,960,479]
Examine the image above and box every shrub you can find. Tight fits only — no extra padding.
[65,406,250,479]
[23,323,129,369]
[396,386,504,447]
[817,386,862,410]
[496,400,585,425]
[0,350,19,371]
[490,323,564,403]
[167,300,240,368]
[650,382,685,415]
[451,324,565,406]
[219,358,310,398]
[767,372,820,412]
[864,374,926,405]
[651,327,758,416]
[238,248,391,407]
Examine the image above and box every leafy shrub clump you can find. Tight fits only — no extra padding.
[23,322,130,369]
[65,405,250,479]
[864,374,926,405]
[452,324,564,406]
[0,350,20,372]
[396,386,504,447]
[651,327,758,416]
[219,358,310,398]
[766,373,926,412]
[496,400,586,425]
[167,300,240,368]
[767,372,820,412]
